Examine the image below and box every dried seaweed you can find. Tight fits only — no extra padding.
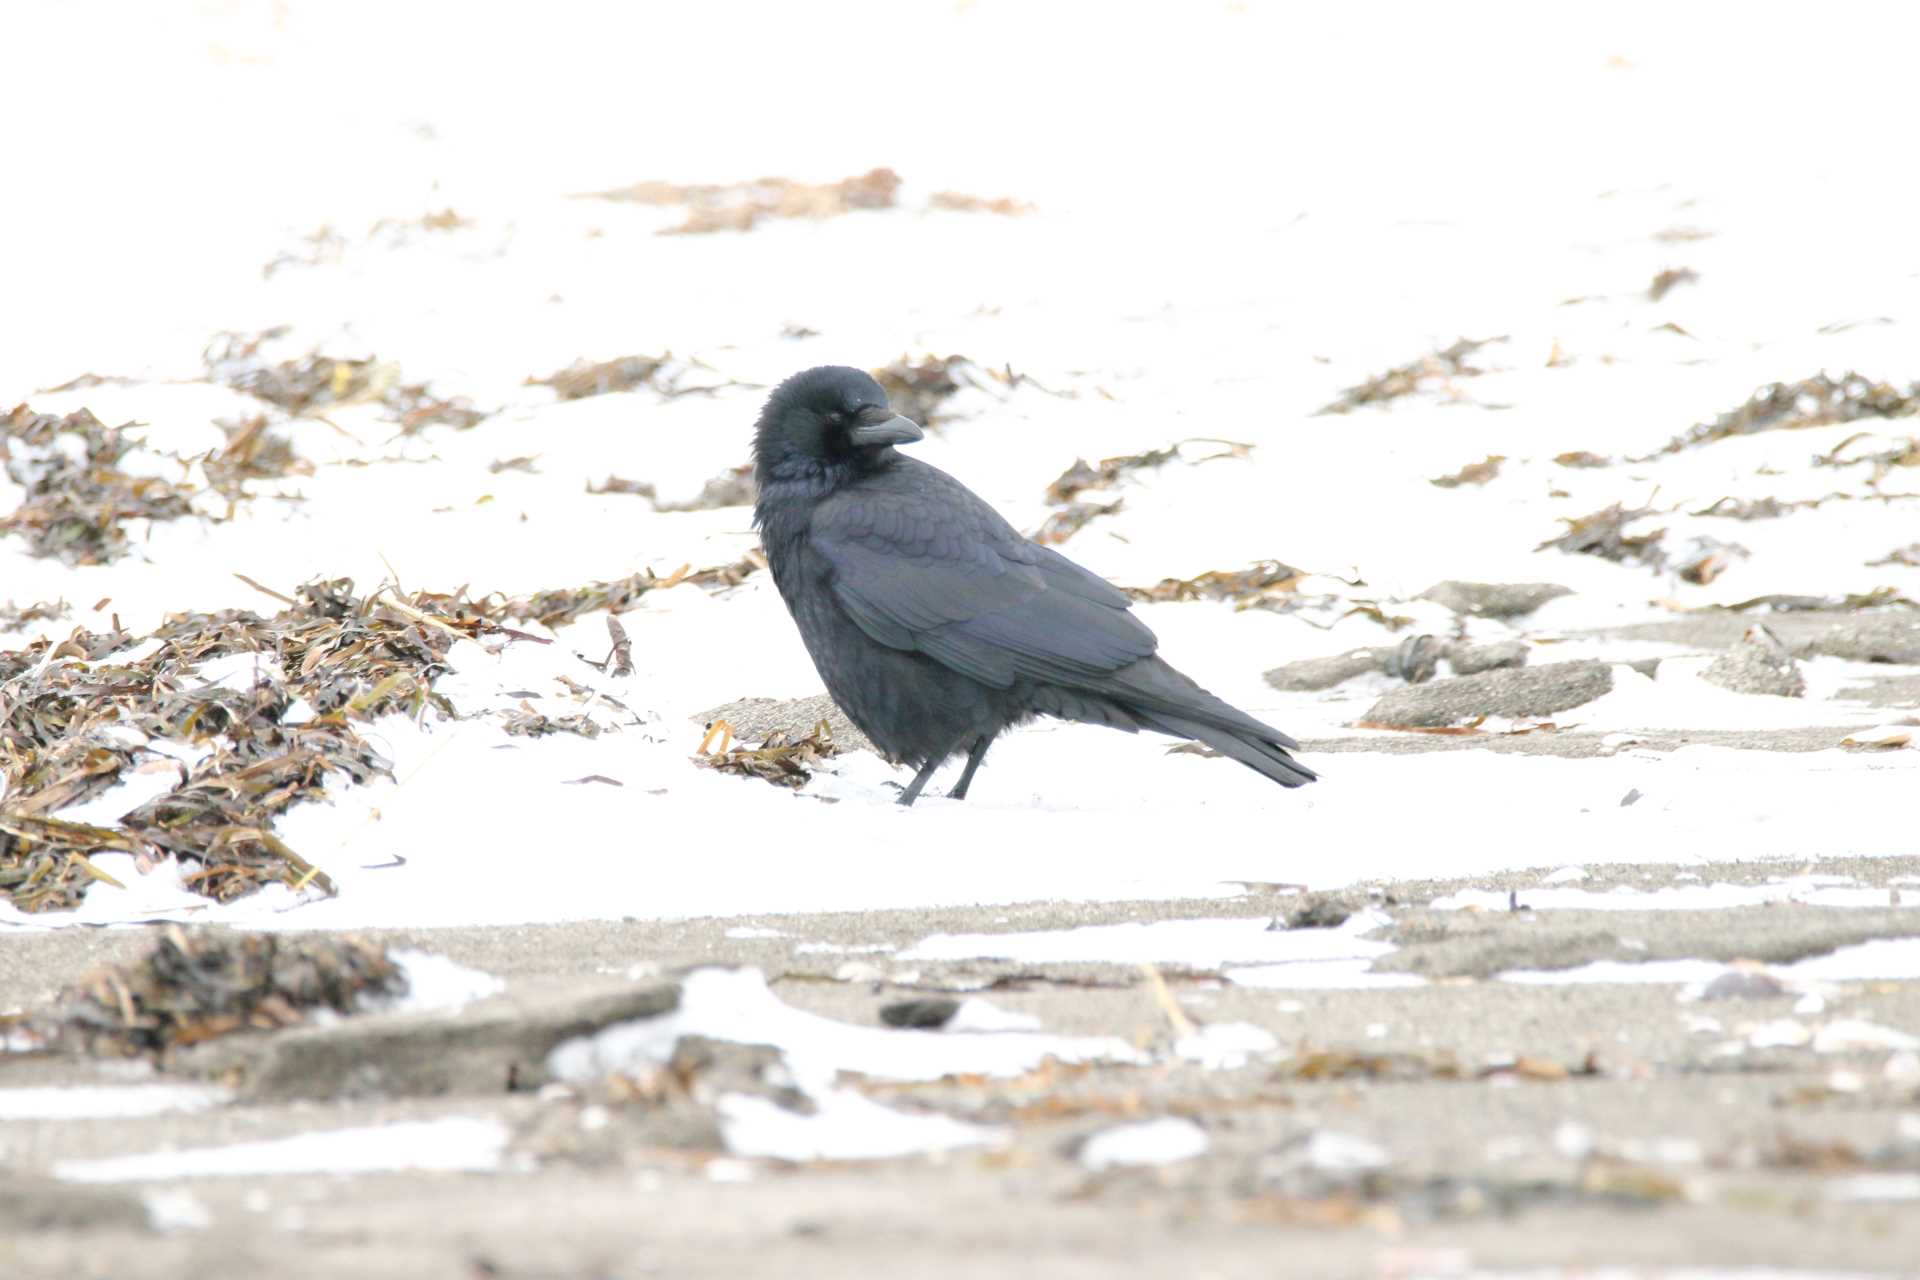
[1674,537,1749,586]
[1430,455,1504,489]
[1712,587,1919,614]
[1044,438,1254,507]
[501,705,603,739]
[201,415,312,502]
[654,463,755,512]
[0,599,70,631]
[588,476,656,498]
[694,719,839,789]
[1648,267,1699,301]
[1123,560,1302,606]
[1,577,544,912]
[1032,499,1123,546]
[1654,371,1920,455]
[1693,495,1809,520]
[584,168,902,235]
[1813,431,1920,484]
[483,552,766,628]
[1536,502,1667,569]
[1316,337,1508,415]
[872,355,975,430]
[1868,543,1920,568]
[532,354,668,401]
[41,926,405,1058]
[928,191,1032,215]
[204,330,484,433]
[0,405,197,564]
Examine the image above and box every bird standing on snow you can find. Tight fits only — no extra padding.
[751,365,1316,806]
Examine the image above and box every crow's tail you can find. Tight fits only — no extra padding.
[1056,656,1319,789]
[1132,709,1318,788]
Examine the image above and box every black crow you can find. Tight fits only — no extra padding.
[751,365,1317,806]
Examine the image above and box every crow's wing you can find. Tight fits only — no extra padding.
[810,459,1155,689]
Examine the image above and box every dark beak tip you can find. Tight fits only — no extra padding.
[851,414,924,447]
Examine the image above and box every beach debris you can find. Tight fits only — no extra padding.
[1653,371,1919,455]
[696,695,873,756]
[1430,455,1504,488]
[0,405,196,564]
[1702,624,1806,697]
[1123,560,1301,607]
[1537,503,1667,569]
[584,168,902,235]
[1673,536,1749,586]
[1867,543,1920,568]
[1316,337,1507,415]
[204,330,484,432]
[483,552,765,628]
[532,354,668,401]
[1648,267,1699,301]
[929,191,1032,215]
[1045,438,1254,506]
[1032,499,1123,545]
[41,927,405,1058]
[694,720,839,790]
[1,576,575,912]
[873,355,977,430]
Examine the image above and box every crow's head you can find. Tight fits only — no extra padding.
[752,366,923,488]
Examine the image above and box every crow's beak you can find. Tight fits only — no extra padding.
[848,413,924,448]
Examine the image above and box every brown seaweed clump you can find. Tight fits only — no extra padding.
[585,168,902,235]
[694,719,839,790]
[1317,337,1507,415]
[1655,371,1919,455]
[872,355,976,430]
[204,329,485,433]
[0,578,519,912]
[0,405,196,564]
[42,926,405,1057]
[1536,503,1667,570]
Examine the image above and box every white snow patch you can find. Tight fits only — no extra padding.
[1441,880,1915,913]
[0,1084,231,1121]
[1500,939,1920,988]
[377,950,507,1014]
[1079,1117,1209,1171]
[143,1188,213,1232]
[54,1117,509,1182]
[547,968,1144,1089]
[944,998,1043,1034]
[717,1089,1003,1162]
[1175,1022,1279,1070]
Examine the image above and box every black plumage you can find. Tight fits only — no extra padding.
[751,365,1317,805]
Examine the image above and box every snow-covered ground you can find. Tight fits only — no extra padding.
[3,0,1916,938]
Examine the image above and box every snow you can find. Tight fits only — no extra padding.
[52,1118,510,1183]
[1078,1118,1210,1171]
[717,1090,1004,1163]
[0,1,1916,979]
[547,968,1138,1161]
[0,1085,231,1121]
[378,950,508,1014]
[548,968,1145,1089]
[1501,940,1920,988]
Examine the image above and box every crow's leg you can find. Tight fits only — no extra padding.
[897,757,944,807]
[897,732,980,807]
[946,735,993,800]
